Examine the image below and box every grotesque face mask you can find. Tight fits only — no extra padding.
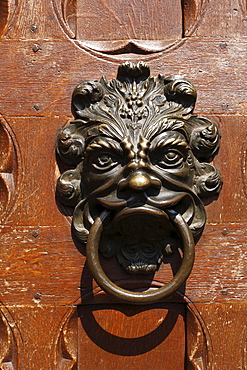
[56,62,222,279]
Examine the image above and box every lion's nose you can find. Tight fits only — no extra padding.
[119,171,160,192]
[128,173,151,191]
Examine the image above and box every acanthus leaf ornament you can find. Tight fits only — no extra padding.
[56,62,222,303]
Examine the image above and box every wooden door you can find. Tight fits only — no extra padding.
[0,0,247,368]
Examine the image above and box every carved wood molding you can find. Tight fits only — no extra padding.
[238,0,247,15]
[242,323,247,370]
[53,307,78,369]
[0,305,22,369]
[0,115,20,223]
[186,303,212,369]
[0,0,18,38]
[52,0,206,56]
[53,297,211,368]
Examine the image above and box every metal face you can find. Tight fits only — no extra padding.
[56,62,222,300]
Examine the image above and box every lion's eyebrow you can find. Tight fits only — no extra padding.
[85,138,123,155]
[155,137,189,150]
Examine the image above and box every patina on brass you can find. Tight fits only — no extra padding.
[56,62,222,303]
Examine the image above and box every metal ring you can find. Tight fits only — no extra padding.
[86,211,195,304]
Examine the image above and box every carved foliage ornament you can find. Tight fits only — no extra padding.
[56,62,222,303]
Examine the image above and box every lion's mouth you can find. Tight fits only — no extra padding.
[72,184,206,275]
[99,206,178,274]
[73,190,204,273]
[112,205,170,231]
[96,190,206,236]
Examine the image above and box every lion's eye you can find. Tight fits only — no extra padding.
[91,153,119,171]
[156,150,184,168]
[98,154,112,166]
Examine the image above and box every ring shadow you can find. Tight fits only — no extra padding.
[77,302,185,356]
[78,250,186,356]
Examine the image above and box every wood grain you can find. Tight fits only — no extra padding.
[5,0,63,39]
[1,0,247,368]
[1,39,247,116]
[77,303,185,369]
[0,0,8,38]
[0,116,17,222]
[55,307,78,369]
[9,305,68,369]
[194,303,247,369]
[76,0,183,41]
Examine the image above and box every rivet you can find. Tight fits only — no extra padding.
[30,24,38,33]
[220,289,228,295]
[33,105,40,111]
[219,42,227,50]
[221,227,229,236]
[34,292,42,300]
[221,103,229,110]
[32,44,41,52]
[32,230,40,238]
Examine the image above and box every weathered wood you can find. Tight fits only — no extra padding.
[77,303,186,369]
[5,0,63,40]
[194,303,247,369]
[76,0,183,41]
[1,0,247,367]
[0,222,247,306]
[195,0,247,37]
[0,39,247,116]
[9,306,69,369]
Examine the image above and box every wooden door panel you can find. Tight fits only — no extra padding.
[0,304,22,368]
[10,306,70,369]
[194,303,247,369]
[0,0,247,368]
[76,0,183,41]
[77,304,185,369]
[1,40,247,116]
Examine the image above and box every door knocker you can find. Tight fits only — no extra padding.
[56,62,222,303]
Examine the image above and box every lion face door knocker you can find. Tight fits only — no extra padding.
[56,62,222,304]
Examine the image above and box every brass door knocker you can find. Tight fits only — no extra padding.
[56,62,222,303]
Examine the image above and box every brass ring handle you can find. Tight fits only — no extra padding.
[86,210,195,304]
